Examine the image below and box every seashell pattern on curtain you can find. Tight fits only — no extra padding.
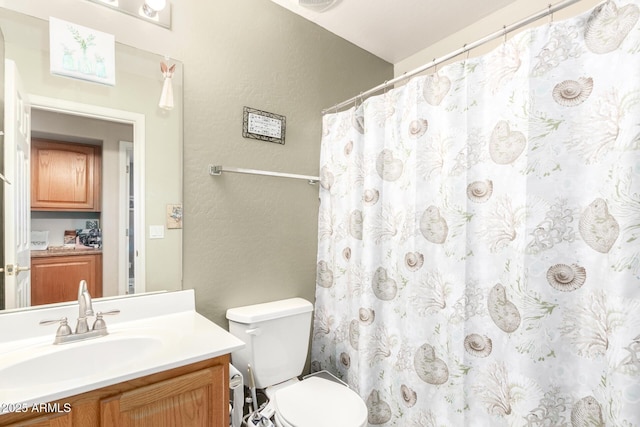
[312,1,640,425]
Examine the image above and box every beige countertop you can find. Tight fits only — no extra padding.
[31,246,102,258]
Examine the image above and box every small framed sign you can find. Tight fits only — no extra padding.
[167,204,183,229]
[243,107,286,145]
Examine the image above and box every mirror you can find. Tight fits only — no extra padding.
[0,7,183,311]
[0,26,5,308]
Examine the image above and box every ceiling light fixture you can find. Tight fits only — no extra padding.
[298,0,341,12]
[141,0,167,18]
[86,0,171,29]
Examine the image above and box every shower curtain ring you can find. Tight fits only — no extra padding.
[503,25,508,44]
[548,4,554,23]
[462,43,470,63]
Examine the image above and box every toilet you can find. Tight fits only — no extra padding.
[226,298,368,427]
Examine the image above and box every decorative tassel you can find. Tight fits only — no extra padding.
[159,60,176,110]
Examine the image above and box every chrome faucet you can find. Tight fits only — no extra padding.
[40,280,119,344]
[75,280,95,334]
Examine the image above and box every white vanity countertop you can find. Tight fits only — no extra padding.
[0,290,245,413]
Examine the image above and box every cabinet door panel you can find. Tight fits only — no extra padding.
[2,411,72,427]
[101,366,225,427]
[31,139,101,211]
[0,357,229,427]
[30,254,102,306]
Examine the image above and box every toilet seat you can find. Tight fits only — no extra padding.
[273,377,368,427]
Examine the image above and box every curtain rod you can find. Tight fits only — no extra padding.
[209,165,320,185]
[322,0,585,114]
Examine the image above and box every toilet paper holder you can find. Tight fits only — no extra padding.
[229,364,244,427]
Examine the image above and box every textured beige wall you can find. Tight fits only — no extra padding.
[178,0,392,326]
[395,0,602,77]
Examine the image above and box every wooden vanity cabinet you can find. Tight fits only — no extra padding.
[30,253,103,306]
[31,139,101,212]
[100,364,225,426]
[1,412,72,427]
[0,356,230,427]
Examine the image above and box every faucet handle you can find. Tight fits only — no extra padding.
[40,317,73,338]
[92,309,120,331]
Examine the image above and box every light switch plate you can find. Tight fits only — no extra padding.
[149,225,165,239]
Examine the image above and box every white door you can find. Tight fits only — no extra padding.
[3,59,31,309]
[119,140,134,295]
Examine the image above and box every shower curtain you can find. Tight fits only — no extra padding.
[311,1,640,425]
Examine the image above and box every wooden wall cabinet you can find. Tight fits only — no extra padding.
[31,139,101,211]
[0,356,230,427]
[30,254,103,306]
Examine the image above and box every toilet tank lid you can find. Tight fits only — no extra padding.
[226,298,313,323]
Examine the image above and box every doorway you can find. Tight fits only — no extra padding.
[30,96,146,298]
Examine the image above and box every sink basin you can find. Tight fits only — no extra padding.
[0,334,164,390]
[0,290,246,411]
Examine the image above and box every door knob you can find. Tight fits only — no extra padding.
[4,264,31,275]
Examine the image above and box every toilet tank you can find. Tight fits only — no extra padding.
[226,298,313,389]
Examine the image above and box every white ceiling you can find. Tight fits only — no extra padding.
[268,0,521,64]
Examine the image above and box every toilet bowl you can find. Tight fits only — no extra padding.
[270,376,367,427]
[226,298,368,427]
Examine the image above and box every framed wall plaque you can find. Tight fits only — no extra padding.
[243,107,286,145]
